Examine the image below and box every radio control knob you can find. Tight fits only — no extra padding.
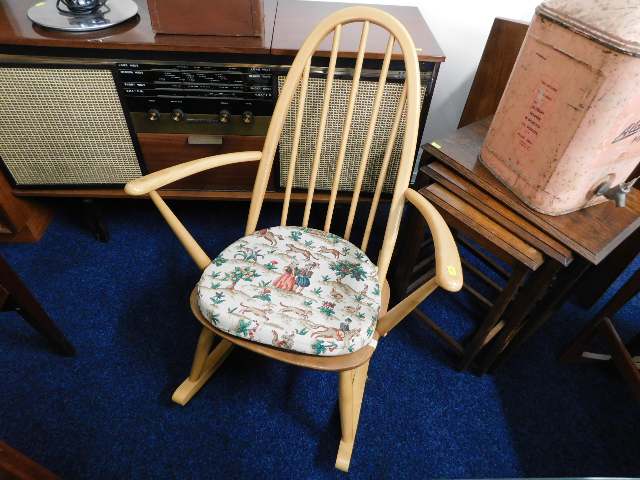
[219,109,231,124]
[241,111,254,125]
[147,109,160,121]
[171,109,185,122]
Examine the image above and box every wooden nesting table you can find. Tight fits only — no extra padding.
[393,117,640,374]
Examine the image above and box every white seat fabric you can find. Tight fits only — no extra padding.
[196,226,381,356]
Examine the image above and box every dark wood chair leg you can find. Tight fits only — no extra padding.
[0,256,75,356]
[458,263,529,371]
[475,259,563,375]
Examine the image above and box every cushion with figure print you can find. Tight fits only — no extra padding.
[196,226,381,356]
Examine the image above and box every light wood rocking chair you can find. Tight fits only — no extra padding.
[125,6,462,471]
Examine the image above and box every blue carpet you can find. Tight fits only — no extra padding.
[1,200,638,479]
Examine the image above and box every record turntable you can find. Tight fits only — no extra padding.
[27,0,138,32]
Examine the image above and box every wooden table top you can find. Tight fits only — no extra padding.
[422,182,545,271]
[0,0,444,61]
[422,117,640,264]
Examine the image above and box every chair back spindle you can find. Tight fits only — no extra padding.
[302,24,342,228]
[323,20,369,233]
[344,33,395,243]
[361,83,406,252]
[280,58,311,227]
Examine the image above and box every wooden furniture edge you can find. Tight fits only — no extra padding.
[13,188,380,203]
[423,161,573,266]
[423,141,640,264]
[421,183,544,270]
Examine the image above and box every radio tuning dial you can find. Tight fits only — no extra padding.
[147,109,160,121]
[171,109,185,122]
[219,109,231,124]
[241,111,254,125]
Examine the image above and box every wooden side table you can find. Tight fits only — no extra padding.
[422,181,544,371]
[395,118,640,373]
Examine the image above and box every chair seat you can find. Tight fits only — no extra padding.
[196,226,381,356]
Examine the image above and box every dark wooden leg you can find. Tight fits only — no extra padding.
[490,257,591,372]
[560,268,640,401]
[413,309,464,356]
[559,316,605,363]
[458,263,529,371]
[0,441,59,480]
[626,332,640,354]
[575,228,640,308]
[81,199,109,243]
[562,267,640,363]
[0,256,75,356]
[601,318,640,401]
[562,317,640,401]
[390,205,427,304]
[475,259,563,375]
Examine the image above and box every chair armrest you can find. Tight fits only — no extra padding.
[124,151,262,196]
[404,188,463,292]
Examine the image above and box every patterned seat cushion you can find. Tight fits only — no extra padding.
[196,226,381,356]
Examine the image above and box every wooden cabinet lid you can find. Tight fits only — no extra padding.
[538,0,640,56]
[271,0,444,62]
[0,0,443,60]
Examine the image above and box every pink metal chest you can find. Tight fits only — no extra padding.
[480,0,640,215]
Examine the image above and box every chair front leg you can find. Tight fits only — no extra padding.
[189,327,216,380]
[336,360,369,472]
[172,327,234,406]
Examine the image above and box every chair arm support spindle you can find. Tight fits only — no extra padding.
[404,188,463,292]
[375,190,462,337]
[376,276,438,336]
[124,151,262,196]
[149,191,211,270]
[124,151,262,271]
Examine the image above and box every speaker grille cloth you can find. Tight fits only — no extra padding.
[0,67,141,185]
[278,76,425,193]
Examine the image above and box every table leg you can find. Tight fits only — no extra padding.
[575,228,640,309]
[390,204,427,304]
[475,259,563,375]
[627,333,640,354]
[562,267,640,363]
[601,318,640,401]
[490,257,590,372]
[458,263,529,371]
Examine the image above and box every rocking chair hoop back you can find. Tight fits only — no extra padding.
[124,7,462,472]
[247,6,422,284]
